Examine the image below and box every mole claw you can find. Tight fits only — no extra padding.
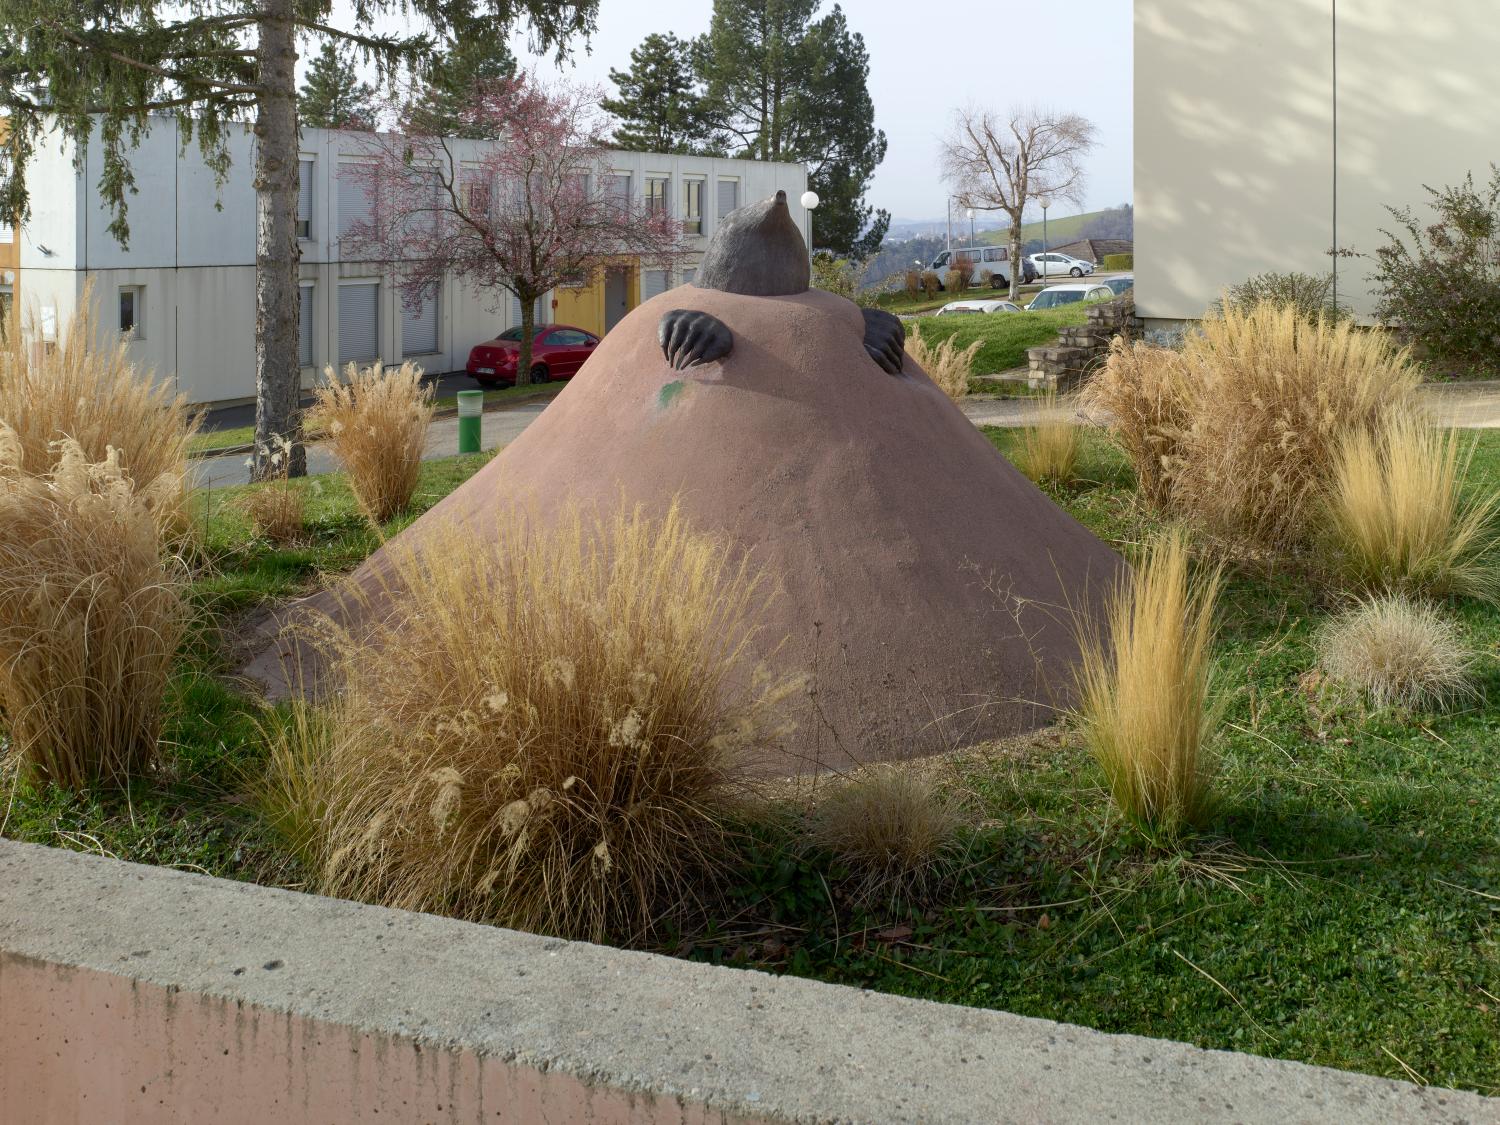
[860,308,906,376]
[658,309,732,369]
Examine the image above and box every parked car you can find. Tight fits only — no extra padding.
[1103,275,1135,296]
[1025,283,1115,310]
[1028,252,1095,278]
[466,324,600,386]
[927,245,1038,288]
[935,299,1022,316]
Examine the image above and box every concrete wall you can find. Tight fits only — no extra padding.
[1135,0,1500,323]
[2,839,1495,1124]
[16,121,806,404]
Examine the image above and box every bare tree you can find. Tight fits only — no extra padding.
[940,106,1098,300]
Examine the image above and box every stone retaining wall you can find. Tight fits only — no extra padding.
[1028,297,1141,391]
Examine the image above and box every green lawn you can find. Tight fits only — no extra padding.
[914,305,1090,373]
[5,432,1500,1094]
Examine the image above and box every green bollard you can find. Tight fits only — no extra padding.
[457,390,484,454]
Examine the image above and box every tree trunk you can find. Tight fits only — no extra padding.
[1008,210,1023,302]
[251,0,305,479]
[517,290,535,387]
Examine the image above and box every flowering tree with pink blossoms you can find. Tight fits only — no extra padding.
[343,76,690,383]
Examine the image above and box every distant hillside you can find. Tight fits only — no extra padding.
[980,209,1107,248]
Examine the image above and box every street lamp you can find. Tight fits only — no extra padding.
[1038,196,1052,278]
[966,208,975,248]
[801,190,819,268]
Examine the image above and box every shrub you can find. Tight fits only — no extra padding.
[1074,530,1222,837]
[811,252,869,304]
[921,271,941,299]
[1217,272,1349,323]
[904,269,921,302]
[1014,391,1080,487]
[0,285,199,533]
[1371,166,1500,373]
[1323,413,1500,602]
[1170,301,1421,551]
[907,324,982,400]
[275,503,803,943]
[809,765,963,903]
[944,267,967,294]
[1080,338,1192,509]
[307,361,433,524]
[1317,594,1477,710]
[979,268,995,289]
[0,430,189,787]
[1102,253,1134,271]
[240,435,305,545]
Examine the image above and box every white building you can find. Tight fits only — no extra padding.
[1135,0,1500,326]
[14,120,808,405]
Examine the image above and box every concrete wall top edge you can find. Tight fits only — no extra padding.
[1,839,1493,1124]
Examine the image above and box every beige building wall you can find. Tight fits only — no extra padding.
[1136,0,1500,324]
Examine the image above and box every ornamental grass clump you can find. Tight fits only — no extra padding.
[275,502,803,943]
[1080,337,1192,509]
[1317,594,1477,711]
[1323,413,1500,603]
[0,286,199,534]
[0,429,189,787]
[1014,390,1080,488]
[307,361,433,524]
[907,325,982,400]
[1169,301,1420,552]
[1073,531,1223,838]
[809,764,963,904]
[240,435,305,545]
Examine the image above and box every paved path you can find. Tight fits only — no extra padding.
[194,383,1500,490]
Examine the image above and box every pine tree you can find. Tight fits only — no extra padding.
[601,33,719,155]
[298,43,378,130]
[690,0,888,258]
[405,39,516,138]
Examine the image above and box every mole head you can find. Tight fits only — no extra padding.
[693,189,811,296]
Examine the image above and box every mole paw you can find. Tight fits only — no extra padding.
[861,308,906,375]
[658,309,733,370]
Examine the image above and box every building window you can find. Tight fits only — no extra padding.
[604,173,631,213]
[461,165,491,215]
[297,159,313,240]
[645,176,670,216]
[299,283,314,368]
[0,220,12,244]
[338,281,379,364]
[510,292,546,328]
[683,179,704,235]
[716,178,739,223]
[402,284,439,357]
[119,286,144,338]
[681,267,696,287]
[338,160,374,241]
[642,269,669,300]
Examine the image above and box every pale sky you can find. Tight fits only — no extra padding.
[337,0,1134,224]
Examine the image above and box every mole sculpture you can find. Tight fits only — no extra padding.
[656,189,908,375]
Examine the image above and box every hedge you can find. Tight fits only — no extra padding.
[1102,253,1134,271]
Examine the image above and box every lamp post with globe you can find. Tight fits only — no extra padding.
[1039,195,1053,278]
[800,189,820,269]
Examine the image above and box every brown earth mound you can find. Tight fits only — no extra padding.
[245,287,1125,773]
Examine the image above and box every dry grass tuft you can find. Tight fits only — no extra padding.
[1323,414,1500,602]
[809,764,963,903]
[1080,337,1192,508]
[1014,391,1081,488]
[1317,594,1477,710]
[268,502,804,943]
[240,436,305,545]
[1170,301,1421,551]
[907,325,983,401]
[1074,530,1223,837]
[0,428,189,787]
[0,286,199,533]
[307,361,433,524]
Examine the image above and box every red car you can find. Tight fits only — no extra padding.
[466,324,600,387]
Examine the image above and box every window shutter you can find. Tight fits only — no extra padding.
[510,293,546,327]
[681,268,696,286]
[642,270,668,300]
[338,162,372,238]
[297,161,313,237]
[605,174,630,210]
[716,179,738,221]
[402,286,439,356]
[338,282,379,364]
[299,285,314,368]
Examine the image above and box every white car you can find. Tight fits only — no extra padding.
[935,299,1022,316]
[1028,252,1095,278]
[1025,283,1115,310]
